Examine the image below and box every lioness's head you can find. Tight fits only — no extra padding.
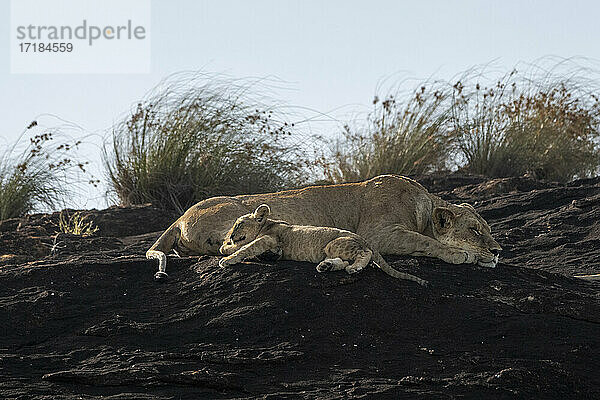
[219,204,271,255]
[431,203,502,267]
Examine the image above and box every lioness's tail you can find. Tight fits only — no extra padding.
[146,222,181,279]
[371,250,428,286]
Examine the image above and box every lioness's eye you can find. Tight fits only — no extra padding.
[471,227,481,236]
[238,235,246,241]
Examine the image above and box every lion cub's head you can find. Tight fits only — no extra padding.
[220,204,271,255]
[432,203,502,267]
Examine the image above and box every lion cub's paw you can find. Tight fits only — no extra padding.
[345,265,364,274]
[316,260,334,272]
[317,258,349,273]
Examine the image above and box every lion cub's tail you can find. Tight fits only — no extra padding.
[371,250,428,286]
[146,222,181,279]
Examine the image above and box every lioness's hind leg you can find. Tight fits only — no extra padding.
[146,223,181,281]
[316,258,349,273]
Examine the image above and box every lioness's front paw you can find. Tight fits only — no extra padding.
[477,255,498,268]
[444,249,474,264]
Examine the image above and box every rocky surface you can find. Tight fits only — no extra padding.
[1,175,599,399]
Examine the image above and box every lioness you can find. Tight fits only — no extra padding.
[148,175,501,280]
[219,204,428,286]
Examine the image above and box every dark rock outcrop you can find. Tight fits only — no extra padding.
[1,176,599,399]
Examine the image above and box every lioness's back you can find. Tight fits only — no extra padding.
[236,181,367,231]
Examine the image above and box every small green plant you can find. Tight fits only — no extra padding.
[104,73,309,213]
[0,125,86,221]
[319,83,453,183]
[58,211,99,236]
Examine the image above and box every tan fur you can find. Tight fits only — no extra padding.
[147,175,501,279]
[219,205,428,286]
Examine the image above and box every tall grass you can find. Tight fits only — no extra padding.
[104,73,309,213]
[321,59,600,184]
[0,125,85,220]
[319,83,453,183]
[450,61,600,181]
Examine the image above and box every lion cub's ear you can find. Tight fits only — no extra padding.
[253,204,271,223]
[432,207,455,233]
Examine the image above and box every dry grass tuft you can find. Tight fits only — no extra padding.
[318,82,453,183]
[0,125,86,220]
[450,60,600,182]
[104,73,310,213]
[320,59,600,184]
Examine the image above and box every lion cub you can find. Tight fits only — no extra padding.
[219,204,428,286]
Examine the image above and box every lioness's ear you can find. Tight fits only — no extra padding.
[253,204,271,223]
[432,207,455,233]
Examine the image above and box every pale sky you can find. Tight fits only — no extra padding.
[1,0,599,209]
